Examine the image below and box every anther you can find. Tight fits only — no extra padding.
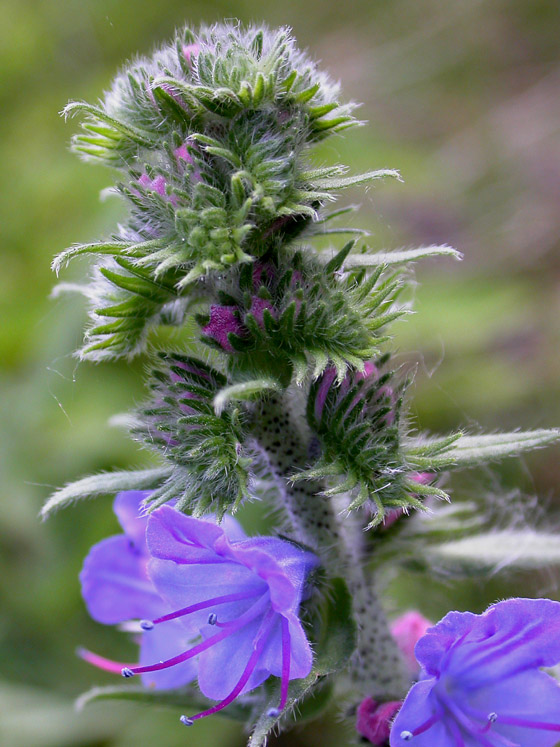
[180,715,194,726]
[400,731,413,742]
[267,708,281,718]
[121,667,135,678]
[487,712,498,724]
[207,613,217,625]
[140,619,154,630]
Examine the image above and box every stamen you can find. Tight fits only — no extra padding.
[127,595,270,676]
[151,589,262,626]
[411,713,441,736]
[77,647,132,675]
[122,667,134,678]
[183,608,277,724]
[493,715,560,732]
[207,613,217,625]
[267,708,281,718]
[180,715,194,726]
[140,620,154,630]
[480,712,497,733]
[400,731,413,741]
[279,616,291,711]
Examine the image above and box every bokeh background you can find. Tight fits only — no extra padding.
[2,1,560,744]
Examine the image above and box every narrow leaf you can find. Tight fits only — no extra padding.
[338,244,462,268]
[40,467,172,519]
[213,379,281,415]
[430,531,560,571]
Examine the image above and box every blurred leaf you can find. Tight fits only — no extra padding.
[430,530,560,572]
[41,467,172,518]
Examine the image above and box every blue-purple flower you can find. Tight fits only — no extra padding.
[390,598,560,746]
[79,491,318,724]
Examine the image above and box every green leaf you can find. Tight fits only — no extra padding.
[213,378,282,415]
[76,685,250,721]
[405,429,560,470]
[40,467,172,519]
[429,531,560,572]
[313,169,401,190]
[332,244,462,268]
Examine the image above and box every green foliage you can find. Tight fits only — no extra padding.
[296,356,440,527]
[132,352,254,518]
[404,429,560,470]
[202,244,405,383]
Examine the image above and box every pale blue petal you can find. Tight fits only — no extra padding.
[148,556,266,633]
[467,669,560,747]
[197,617,271,700]
[390,679,446,747]
[450,598,560,687]
[113,491,151,549]
[80,535,165,624]
[139,619,198,690]
[259,614,313,680]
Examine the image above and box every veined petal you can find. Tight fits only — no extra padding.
[80,535,165,624]
[449,598,560,686]
[415,610,477,677]
[148,555,266,633]
[467,668,560,747]
[146,505,245,564]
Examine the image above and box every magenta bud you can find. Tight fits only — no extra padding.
[356,697,402,745]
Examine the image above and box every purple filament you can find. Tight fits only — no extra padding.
[150,589,262,626]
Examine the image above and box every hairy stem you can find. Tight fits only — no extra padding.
[251,392,409,698]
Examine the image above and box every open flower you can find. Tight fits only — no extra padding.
[79,492,318,725]
[390,598,560,746]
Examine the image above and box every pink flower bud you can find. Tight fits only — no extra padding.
[356,697,402,745]
[390,611,432,674]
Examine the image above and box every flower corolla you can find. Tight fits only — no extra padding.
[390,598,560,746]
[80,491,318,724]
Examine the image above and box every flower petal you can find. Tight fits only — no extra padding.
[147,506,231,564]
[449,598,560,687]
[260,614,313,680]
[467,669,560,747]
[390,679,449,746]
[139,619,198,690]
[113,491,151,549]
[80,535,165,624]
[197,616,271,700]
[148,556,266,634]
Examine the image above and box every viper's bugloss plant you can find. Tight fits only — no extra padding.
[43,22,560,746]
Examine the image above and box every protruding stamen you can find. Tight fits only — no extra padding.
[267,708,281,718]
[207,613,217,625]
[77,647,131,675]
[140,619,154,630]
[121,667,135,678]
[279,616,291,711]
[180,715,194,726]
[127,595,269,676]
[184,608,276,723]
[480,712,498,733]
[152,589,262,626]
[400,731,413,741]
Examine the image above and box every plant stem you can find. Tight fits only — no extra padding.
[252,393,409,698]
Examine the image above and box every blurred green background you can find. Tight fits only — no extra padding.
[1,1,560,745]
